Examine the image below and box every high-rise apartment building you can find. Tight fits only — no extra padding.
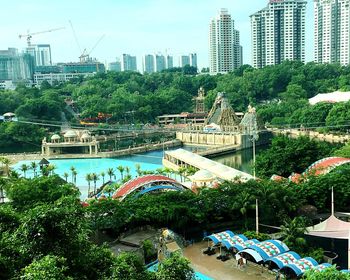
[154,54,166,72]
[166,55,173,69]
[179,55,190,67]
[122,54,137,71]
[109,61,121,72]
[143,55,155,73]
[189,53,198,68]
[314,0,350,65]
[26,44,52,66]
[209,9,242,73]
[0,48,34,81]
[251,0,306,68]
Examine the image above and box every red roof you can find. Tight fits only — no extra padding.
[304,157,350,176]
[112,175,178,199]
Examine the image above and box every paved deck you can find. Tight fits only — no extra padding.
[183,242,275,280]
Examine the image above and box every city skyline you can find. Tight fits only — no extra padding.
[2,0,314,70]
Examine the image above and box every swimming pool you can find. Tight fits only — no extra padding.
[12,150,164,199]
[147,262,213,280]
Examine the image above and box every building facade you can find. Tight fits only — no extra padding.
[0,48,34,82]
[314,0,350,65]
[108,61,121,72]
[154,54,166,72]
[26,44,52,66]
[251,0,306,68]
[209,9,242,73]
[166,55,173,69]
[122,54,137,71]
[143,54,155,73]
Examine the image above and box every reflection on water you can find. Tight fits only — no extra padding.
[212,146,268,175]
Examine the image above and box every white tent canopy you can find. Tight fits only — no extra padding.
[309,91,350,105]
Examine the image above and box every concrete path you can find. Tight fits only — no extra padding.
[183,242,275,280]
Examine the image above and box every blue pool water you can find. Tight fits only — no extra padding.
[147,262,213,280]
[12,150,164,199]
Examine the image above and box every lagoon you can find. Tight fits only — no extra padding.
[12,146,262,199]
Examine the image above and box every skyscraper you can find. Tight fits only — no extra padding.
[179,55,190,67]
[251,0,306,68]
[26,44,52,66]
[166,55,173,69]
[189,53,198,68]
[154,54,166,72]
[314,0,350,65]
[143,55,155,73]
[209,9,242,73]
[122,54,137,71]
[0,48,34,81]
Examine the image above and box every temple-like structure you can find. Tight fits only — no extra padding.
[204,92,241,132]
[41,129,99,156]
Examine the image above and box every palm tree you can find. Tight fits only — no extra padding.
[91,173,99,194]
[20,164,29,178]
[135,163,142,177]
[47,164,56,176]
[63,172,69,182]
[72,170,78,185]
[100,171,106,185]
[85,173,93,197]
[231,191,255,229]
[70,166,76,183]
[117,165,125,180]
[30,161,38,177]
[125,166,130,177]
[107,168,115,182]
[280,217,308,252]
[0,157,11,177]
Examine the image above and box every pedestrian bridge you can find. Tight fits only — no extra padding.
[162,148,254,182]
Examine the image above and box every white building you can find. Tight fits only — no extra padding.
[166,55,173,69]
[314,0,350,65]
[26,44,52,66]
[34,72,95,86]
[251,0,306,68]
[154,54,166,72]
[209,9,242,74]
[309,91,350,105]
[179,53,197,68]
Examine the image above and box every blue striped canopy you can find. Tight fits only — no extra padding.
[232,239,259,252]
[341,269,350,273]
[204,230,235,245]
[283,257,318,276]
[267,251,301,269]
[312,263,332,272]
[247,240,289,262]
[221,234,248,250]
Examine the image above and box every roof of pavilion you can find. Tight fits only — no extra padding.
[307,214,350,239]
[203,230,235,245]
[271,157,350,183]
[281,257,319,277]
[112,175,188,200]
[165,149,254,182]
[239,240,289,262]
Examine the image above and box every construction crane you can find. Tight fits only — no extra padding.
[79,34,105,63]
[69,20,104,63]
[19,27,65,46]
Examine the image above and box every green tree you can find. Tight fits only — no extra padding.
[280,217,307,253]
[63,172,69,182]
[20,164,29,178]
[111,253,151,280]
[303,266,350,280]
[30,161,38,177]
[156,252,195,280]
[117,165,125,180]
[85,173,93,196]
[20,255,71,280]
[107,168,115,181]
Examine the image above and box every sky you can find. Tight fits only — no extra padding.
[1,0,314,70]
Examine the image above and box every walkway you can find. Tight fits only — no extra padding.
[183,242,274,280]
[163,149,254,182]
